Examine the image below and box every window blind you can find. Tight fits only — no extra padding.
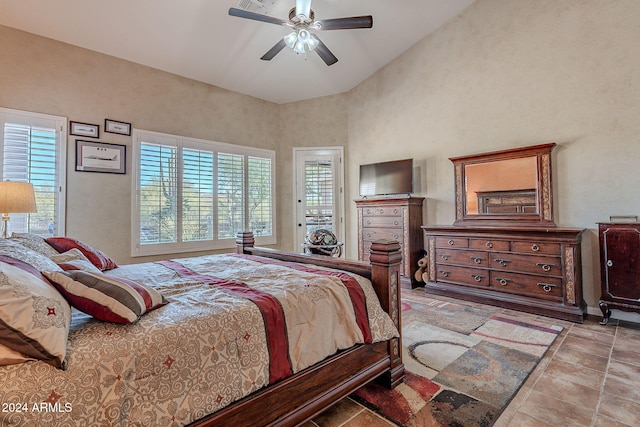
[0,108,65,237]
[133,130,276,256]
[139,142,178,244]
[304,160,334,236]
[182,147,214,242]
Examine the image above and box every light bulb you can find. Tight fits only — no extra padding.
[284,31,297,49]
[298,29,310,43]
[307,34,319,51]
[294,40,306,55]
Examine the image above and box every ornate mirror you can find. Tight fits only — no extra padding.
[451,142,556,226]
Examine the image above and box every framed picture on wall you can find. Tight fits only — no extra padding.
[75,140,126,174]
[104,119,131,136]
[69,121,99,138]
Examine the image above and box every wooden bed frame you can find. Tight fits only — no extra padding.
[188,232,405,427]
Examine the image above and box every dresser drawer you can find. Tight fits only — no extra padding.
[468,238,510,251]
[435,265,489,287]
[435,248,489,267]
[362,228,404,242]
[489,253,562,276]
[362,206,403,217]
[511,241,560,255]
[435,236,468,249]
[362,240,404,254]
[490,272,563,300]
[362,216,403,228]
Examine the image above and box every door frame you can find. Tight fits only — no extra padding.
[292,146,345,252]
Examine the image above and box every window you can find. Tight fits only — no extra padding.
[0,108,66,236]
[132,129,275,256]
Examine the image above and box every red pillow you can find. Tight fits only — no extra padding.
[46,237,118,271]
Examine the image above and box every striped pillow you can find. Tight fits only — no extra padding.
[45,237,118,271]
[44,270,167,324]
[50,248,102,274]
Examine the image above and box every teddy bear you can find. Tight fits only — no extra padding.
[414,250,429,283]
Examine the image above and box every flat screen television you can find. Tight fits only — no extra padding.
[359,158,413,196]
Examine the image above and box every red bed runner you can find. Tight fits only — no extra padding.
[230,254,372,344]
[157,260,293,384]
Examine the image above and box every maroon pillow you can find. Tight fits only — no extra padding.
[46,237,118,271]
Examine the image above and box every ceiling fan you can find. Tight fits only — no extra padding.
[228,0,373,66]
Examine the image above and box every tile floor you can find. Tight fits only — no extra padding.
[304,289,640,427]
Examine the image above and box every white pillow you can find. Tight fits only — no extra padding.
[0,260,71,368]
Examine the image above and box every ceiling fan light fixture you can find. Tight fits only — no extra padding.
[294,40,306,55]
[284,28,319,55]
[284,31,297,49]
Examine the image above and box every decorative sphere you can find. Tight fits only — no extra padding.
[306,229,338,246]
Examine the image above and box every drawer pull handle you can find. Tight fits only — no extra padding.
[366,220,371,225]
[393,220,399,225]
[439,254,450,260]
[448,239,454,245]
[393,209,398,214]
[378,209,384,214]
[366,233,373,238]
[495,259,511,267]
[495,277,512,286]
[536,262,555,272]
[393,234,399,239]
[471,274,484,282]
[439,270,450,277]
[486,241,493,248]
[470,256,484,264]
[531,244,540,252]
[537,283,557,292]
[607,260,613,267]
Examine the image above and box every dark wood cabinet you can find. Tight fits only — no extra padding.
[598,223,640,325]
[356,196,424,287]
[423,226,585,322]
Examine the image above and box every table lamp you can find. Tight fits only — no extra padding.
[0,181,37,238]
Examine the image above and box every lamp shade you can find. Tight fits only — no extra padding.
[0,181,37,214]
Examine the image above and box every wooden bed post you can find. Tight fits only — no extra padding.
[369,239,405,389]
[236,231,255,253]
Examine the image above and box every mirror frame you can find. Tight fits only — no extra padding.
[451,142,556,227]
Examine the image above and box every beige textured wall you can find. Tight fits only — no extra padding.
[0,25,284,264]
[278,95,349,250]
[345,0,640,315]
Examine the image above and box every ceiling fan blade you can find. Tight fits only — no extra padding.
[314,38,338,66]
[316,16,373,31]
[228,7,289,26]
[295,0,312,19]
[260,39,287,61]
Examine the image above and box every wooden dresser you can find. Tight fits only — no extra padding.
[423,226,585,322]
[356,196,424,287]
[598,222,640,324]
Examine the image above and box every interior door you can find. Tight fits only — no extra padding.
[294,147,344,253]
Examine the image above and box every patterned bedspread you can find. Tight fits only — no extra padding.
[0,254,398,426]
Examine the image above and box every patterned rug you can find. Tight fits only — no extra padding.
[352,291,563,426]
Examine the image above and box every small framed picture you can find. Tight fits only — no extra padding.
[104,119,132,136]
[610,215,638,223]
[70,121,99,138]
[76,140,126,174]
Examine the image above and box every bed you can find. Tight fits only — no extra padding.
[0,232,404,426]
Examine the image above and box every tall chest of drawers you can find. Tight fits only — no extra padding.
[356,196,424,287]
[423,226,585,322]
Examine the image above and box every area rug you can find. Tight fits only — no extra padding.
[352,291,563,426]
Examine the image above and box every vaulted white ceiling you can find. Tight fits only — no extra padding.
[0,0,475,104]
